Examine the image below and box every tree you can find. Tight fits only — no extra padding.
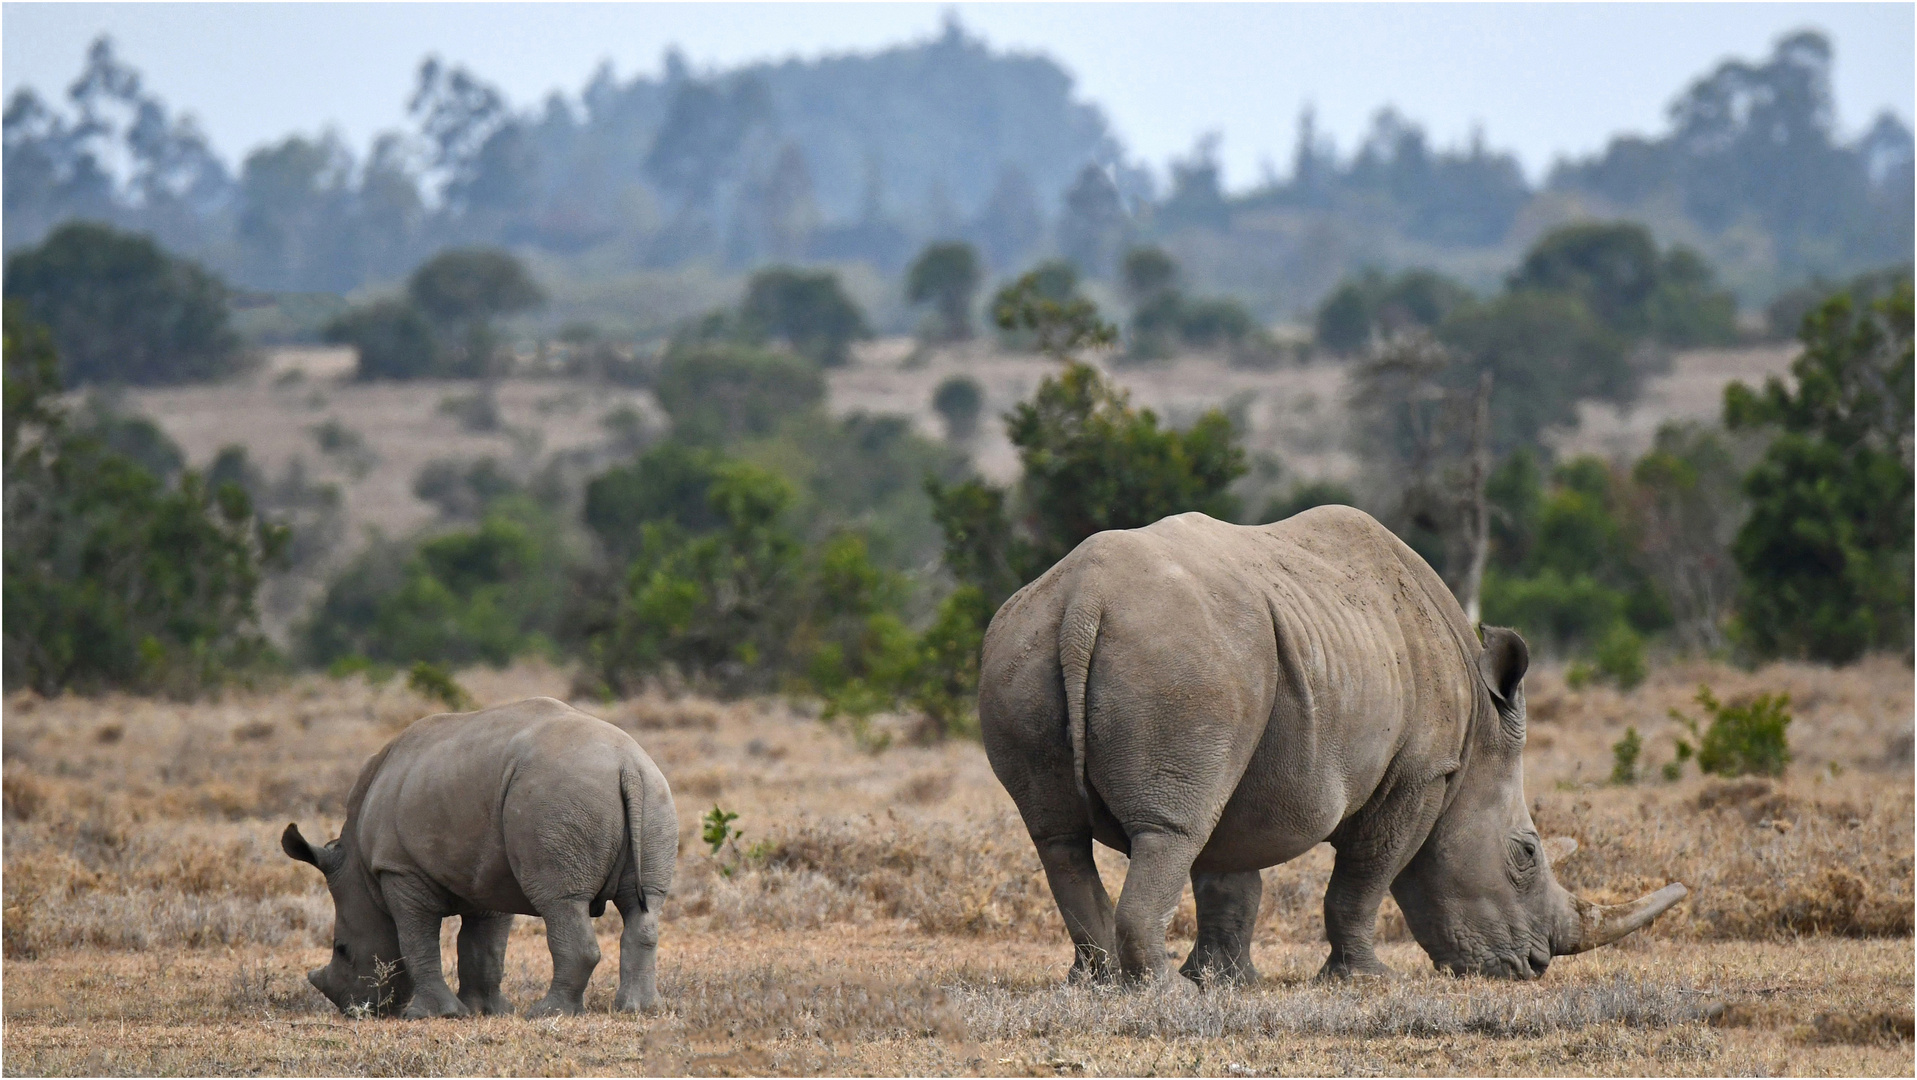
[1623,422,1747,651]
[1436,290,1634,451]
[1724,282,1913,661]
[1313,269,1472,355]
[929,360,1245,607]
[906,242,981,342]
[653,342,827,446]
[406,247,545,377]
[1509,221,1736,345]
[3,222,244,386]
[4,301,284,696]
[740,266,868,367]
[992,261,1115,359]
[325,298,441,380]
[1057,164,1126,278]
[931,375,984,441]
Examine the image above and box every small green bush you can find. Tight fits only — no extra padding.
[406,661,474,711]
[1669,684,1793,778]
[1592,623,1647,689]
[1610,726,1642,785]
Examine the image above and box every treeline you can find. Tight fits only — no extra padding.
[4,26,1907,317]
[4,241,1907,727]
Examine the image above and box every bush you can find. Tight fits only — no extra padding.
[325,298,440,380]
[653,343,826,446]
[906,243,981,342]
[932,376,983,441]
[1670,686,1793,778]
[3,222,245,386]
[740,267,868,367]
[1724,282,1912,662]
[300,496,569,670]
[3,303,284,696]
[1610,727,1643,785]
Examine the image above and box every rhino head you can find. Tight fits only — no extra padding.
[1390,627,1687,979]
[282,823,412,1015]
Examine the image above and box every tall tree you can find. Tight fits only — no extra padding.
[906,241,982,341]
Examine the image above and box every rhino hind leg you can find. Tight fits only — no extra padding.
[612,889,662,1012]
[1181,870,1262,985]
[1032,834,1118,983]
[1112,829,1209,984]
[454,913,514,1015]
[527,899,601,1018]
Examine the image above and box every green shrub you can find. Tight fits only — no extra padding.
[4,303,284,697]
[1724,282,1912,662]
[300,496,570,669]
[3,223,245,386]
[406,661,474,711]
[653,343,826,446]
[1610,727,1643,785]
[1592,623,1647,690]
[1669,685,1793,778]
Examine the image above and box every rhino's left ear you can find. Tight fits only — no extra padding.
[282,823,345,875]
[1476,626,1529,732]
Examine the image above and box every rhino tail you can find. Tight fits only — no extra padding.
[619,762,648,908]
[1059,596,1102,808]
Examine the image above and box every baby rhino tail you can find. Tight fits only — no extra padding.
[618,756,676,907]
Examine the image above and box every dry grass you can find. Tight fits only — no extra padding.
[3,655,1911,1075]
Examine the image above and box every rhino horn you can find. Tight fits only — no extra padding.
[1563,883,1688,954]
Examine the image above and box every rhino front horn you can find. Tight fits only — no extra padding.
[1564,883,1689,954]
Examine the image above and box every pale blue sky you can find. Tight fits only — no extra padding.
[4,3,1912,191]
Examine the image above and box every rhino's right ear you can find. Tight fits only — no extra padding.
[1476,625,1529,718]
[282,823,344,875]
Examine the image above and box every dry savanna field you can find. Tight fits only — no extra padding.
[2,654,1912,1076]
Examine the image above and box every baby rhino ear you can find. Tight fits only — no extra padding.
[282,823,344,875]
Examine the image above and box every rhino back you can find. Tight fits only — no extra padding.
[985,508,1481,869]
[353,698,654,914]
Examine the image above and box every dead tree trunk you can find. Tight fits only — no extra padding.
[1457,370,1493,626]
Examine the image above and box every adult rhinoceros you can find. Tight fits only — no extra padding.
[980,506,1685,984]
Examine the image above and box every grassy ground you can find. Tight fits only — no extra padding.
[3,656,1910,1075]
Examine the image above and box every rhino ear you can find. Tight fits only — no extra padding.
[282,823,344,875]
[1476,626,1529,744]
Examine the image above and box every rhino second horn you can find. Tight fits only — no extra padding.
[1565,883,1689,954]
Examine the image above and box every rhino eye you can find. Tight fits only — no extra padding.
[334,943,349,959]
[1507,836,1539,877]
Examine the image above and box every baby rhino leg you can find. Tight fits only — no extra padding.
[613,890,662,1012]
[528,899,600,1018]
[455,913,514,1015]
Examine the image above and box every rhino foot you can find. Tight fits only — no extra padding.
[1315,957,1395,982]
[458,991,511,1016]
[526,996,585,1019]
[401,993,471,1020]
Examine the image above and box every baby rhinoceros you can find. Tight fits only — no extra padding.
[282,697,676,1019]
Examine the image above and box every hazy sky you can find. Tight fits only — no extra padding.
[4,3,1912,191]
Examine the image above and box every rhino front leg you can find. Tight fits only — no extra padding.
[1181,869,1262,985]
[1033,833,1117,983]
[528,899,600,1017]
[455,913,514,1015]
[386,879,469,1019]
[612,890,661,1012]
[1319,781,1445,980]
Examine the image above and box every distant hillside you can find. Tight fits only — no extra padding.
[4,22,1907,317]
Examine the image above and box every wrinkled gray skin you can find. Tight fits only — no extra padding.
[282,697,677,1018]
[981,507,1685,986]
